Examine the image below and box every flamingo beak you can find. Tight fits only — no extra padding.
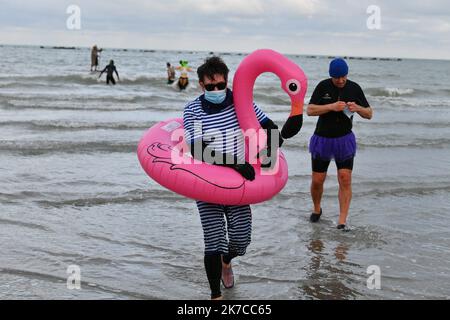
[290,100,304,117]
[281,99,304,139]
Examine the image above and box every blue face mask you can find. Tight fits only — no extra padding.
[204,89,227,104]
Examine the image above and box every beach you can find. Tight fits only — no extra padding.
[1,45,450,299]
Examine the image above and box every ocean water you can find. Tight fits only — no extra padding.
[0,45,449,300]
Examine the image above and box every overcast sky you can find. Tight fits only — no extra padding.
[0,0,449,59]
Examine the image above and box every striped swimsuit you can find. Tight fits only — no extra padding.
[183,91,268,256]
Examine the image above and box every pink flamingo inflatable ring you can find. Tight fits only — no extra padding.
[137,49,308,205]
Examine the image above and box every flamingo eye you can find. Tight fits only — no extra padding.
[286,79,301,94]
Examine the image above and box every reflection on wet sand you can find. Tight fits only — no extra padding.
[301,235,361,300]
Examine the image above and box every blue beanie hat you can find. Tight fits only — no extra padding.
[329,58,348,78]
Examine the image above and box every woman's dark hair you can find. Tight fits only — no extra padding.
[197,56,229,83]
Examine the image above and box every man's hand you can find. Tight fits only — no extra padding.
[347,102,361,113]
[259,129,283,169]
[348,101,373,119]
[330,101,347,112]
[258,120,283,169]
[232,162,255,181]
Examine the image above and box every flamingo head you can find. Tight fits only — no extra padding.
[278,62,308,139]
[233,49,308,140]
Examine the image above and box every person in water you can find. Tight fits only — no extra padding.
[183,56,283,300]
[176,60,192,90]
[166,62,176,84]
[90,45,103,72]
[99,60,120,85]
[307,58,373,231]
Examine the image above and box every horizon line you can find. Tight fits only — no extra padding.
[0,42,449,62]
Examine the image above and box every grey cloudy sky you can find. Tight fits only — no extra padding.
[0,0,449,59]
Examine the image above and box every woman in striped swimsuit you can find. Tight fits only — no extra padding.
[183,56,282,299]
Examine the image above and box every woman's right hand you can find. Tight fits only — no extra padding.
[330,101,347,112]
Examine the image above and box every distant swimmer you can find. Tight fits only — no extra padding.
[307,58,373,231]
[176,60,193,91]
[90,45,103,72]
[99,60,120,85]
[167,62,176,84]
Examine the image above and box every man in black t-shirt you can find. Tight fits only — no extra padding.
[307,58,373,230]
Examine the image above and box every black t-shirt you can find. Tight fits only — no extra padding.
[309,79,370,138]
